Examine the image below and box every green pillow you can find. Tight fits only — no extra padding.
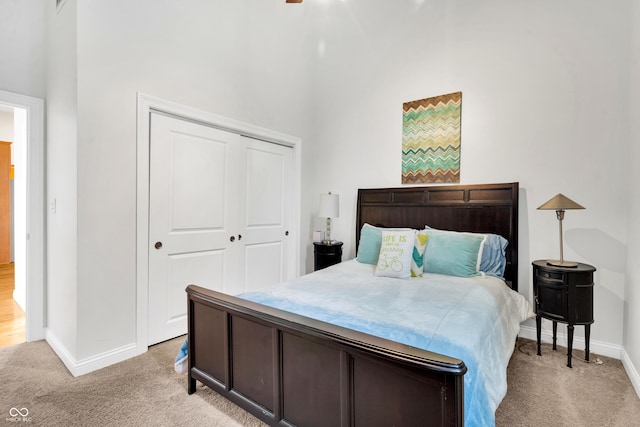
[423,229,485,277]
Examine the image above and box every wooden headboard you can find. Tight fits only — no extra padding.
[356,182,519,291]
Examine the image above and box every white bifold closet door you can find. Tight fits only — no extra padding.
[148,113,293,345]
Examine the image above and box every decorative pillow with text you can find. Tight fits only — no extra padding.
[375,230,416,279]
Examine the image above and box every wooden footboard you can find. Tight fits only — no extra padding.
[187,285,466,427]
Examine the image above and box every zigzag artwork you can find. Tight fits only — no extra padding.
[402,92,462,184]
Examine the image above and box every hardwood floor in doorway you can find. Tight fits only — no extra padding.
[0,263,25,348]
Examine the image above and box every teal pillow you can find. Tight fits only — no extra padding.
[356,223,381,264]
[356,224,411,265]
[425,226,508,277]
[423,229,485,277]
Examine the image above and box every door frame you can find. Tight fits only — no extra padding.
[135,93,302,353]
[0,89,45,342]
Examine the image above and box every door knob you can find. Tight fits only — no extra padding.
[230,236,235,242]
[154,242,163,250]
[285,231,289,236]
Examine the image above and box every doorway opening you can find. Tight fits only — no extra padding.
[0,90,45,346]
[0,104,26,348]
[0,263,23,348]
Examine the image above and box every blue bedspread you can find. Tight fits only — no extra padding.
[238,260,532,427]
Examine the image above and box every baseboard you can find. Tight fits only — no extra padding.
[45,330,76,375]
[46,329,139,377]
[621,348,640,399]
[519,325,622,360]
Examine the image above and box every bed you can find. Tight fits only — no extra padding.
[186,182,528,426]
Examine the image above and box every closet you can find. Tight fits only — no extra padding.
[147,113,294,344]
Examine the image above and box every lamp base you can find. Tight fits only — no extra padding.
[546,260,578,268]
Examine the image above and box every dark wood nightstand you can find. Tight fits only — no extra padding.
[532,260,596,368]
[313,241,343,271]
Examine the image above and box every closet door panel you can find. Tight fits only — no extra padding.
[244,241,284,290]
[169,133,226,230]
[148,113,243,345]
[241,138,293,293]
[246,147,284,227]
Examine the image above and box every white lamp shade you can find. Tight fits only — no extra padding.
[319,193,339,218]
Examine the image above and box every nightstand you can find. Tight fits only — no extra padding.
[313,241,343,271]
[532,260,596,368]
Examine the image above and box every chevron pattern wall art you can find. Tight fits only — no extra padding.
[402,92,462,184]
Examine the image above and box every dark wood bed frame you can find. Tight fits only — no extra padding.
[186,182,519,427]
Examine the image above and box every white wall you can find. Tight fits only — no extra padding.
[305,0,632,353]
[624,0,640,393]
[45,0,79,359]
[69,0,314,361]
[39,0,636,375]
[0,0,46,99]
[0,1,46,336]
[0,111,14,141]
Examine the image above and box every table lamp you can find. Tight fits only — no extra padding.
[537,193,584,267]
[319,192,339,244]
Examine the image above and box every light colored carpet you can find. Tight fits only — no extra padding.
[497,338,640,427]
[0,337,266,427]
[0,336,638,426]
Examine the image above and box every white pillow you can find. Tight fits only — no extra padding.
[375,230,416,279]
